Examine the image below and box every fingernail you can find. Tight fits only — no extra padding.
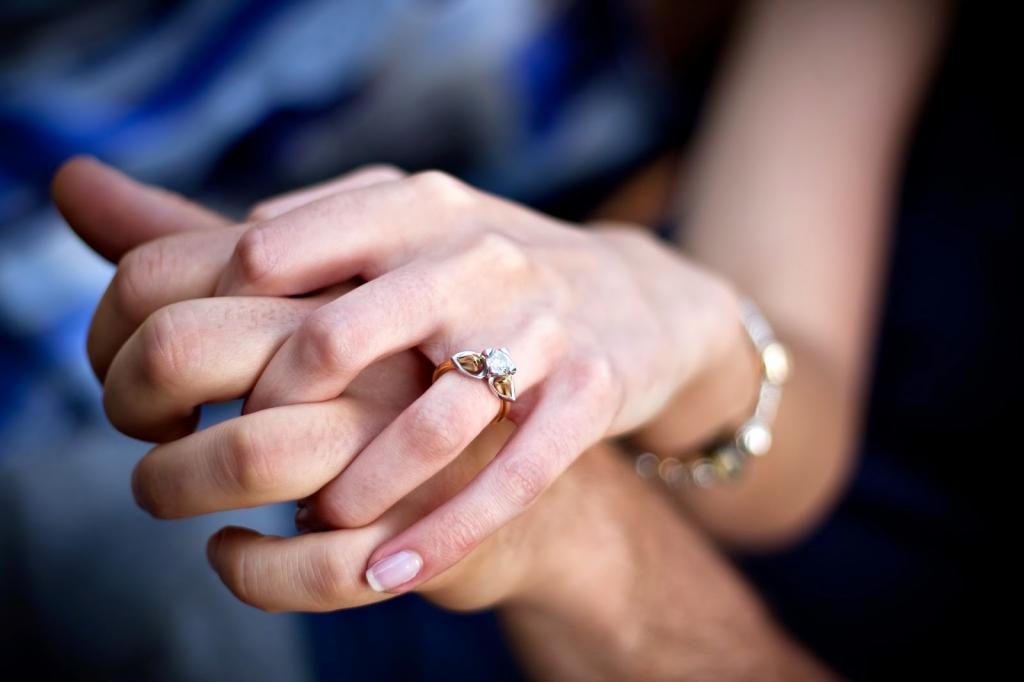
[365,551,423,592]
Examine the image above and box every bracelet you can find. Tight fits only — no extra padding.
[624,296,790,489]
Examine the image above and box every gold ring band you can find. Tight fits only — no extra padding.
[432,358,512,424]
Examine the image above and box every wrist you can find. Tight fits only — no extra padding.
[495,441,833,681]
[631,286,762,456]
[498,445,639,612]
[630,294,793,494]
[496,445,657,676]
[589,222,759,433]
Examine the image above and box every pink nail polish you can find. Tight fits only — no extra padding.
[365,551,423,592]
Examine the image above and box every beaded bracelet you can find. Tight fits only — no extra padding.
[624,297,790,489]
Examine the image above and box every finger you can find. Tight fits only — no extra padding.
[244,262,446,412]
[308,314,566,529]
[216,170,484,297]
[362,363,616,593]
[246,165,406,222]
[51,156,228,263]
[88,224,248,380]
[51,156,244,379]
[245,231,531,412]
[132,399,392,519]
[206,525,396,613]
[74,163,400,380]
[103,295,324,442]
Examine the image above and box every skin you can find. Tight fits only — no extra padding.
[47,0,949,676]
[53,158,833,680]
[60,1,948,573]
[63,157,747,594]
[629,0,950,547]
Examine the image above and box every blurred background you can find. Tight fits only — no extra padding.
[0,1,1015,680]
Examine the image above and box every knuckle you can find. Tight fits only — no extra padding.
[530,312,570,356]
[560,355,623,423]
[465,231,529,274]
[408,169,474,208]
[497,454,548,509]
[220,425,281,494]
[231,225,280,288]
[568,354,618,399]
[245,201,278,222]
[356,163,406,182]
[113,243,167,323]
[137,305,201,388]
[401,398,466,461]
[298,313,356,375]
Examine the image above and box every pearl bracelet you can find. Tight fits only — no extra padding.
[625,296,790,489]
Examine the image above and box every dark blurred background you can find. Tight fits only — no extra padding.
[1,1,1016,680]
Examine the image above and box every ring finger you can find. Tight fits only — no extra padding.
[304,312,566,529]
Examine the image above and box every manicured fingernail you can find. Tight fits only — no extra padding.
[365,551,423,592]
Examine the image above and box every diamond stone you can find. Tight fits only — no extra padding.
[484,348,515,376]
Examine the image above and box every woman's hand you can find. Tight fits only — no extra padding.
[106,288,534,612]
[51,157,542,612]
[56,157,749,595]
[211,166,746,592]
[53,159,835,680]
[52,157,698,618]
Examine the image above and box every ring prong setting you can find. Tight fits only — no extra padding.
[482,347,516,380]
[452,351,487,378]
[450,347,517,401]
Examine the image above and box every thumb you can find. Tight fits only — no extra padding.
[51,156,229,263]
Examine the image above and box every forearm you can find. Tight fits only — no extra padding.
[633,0,949,546]
[496,443,834,681]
